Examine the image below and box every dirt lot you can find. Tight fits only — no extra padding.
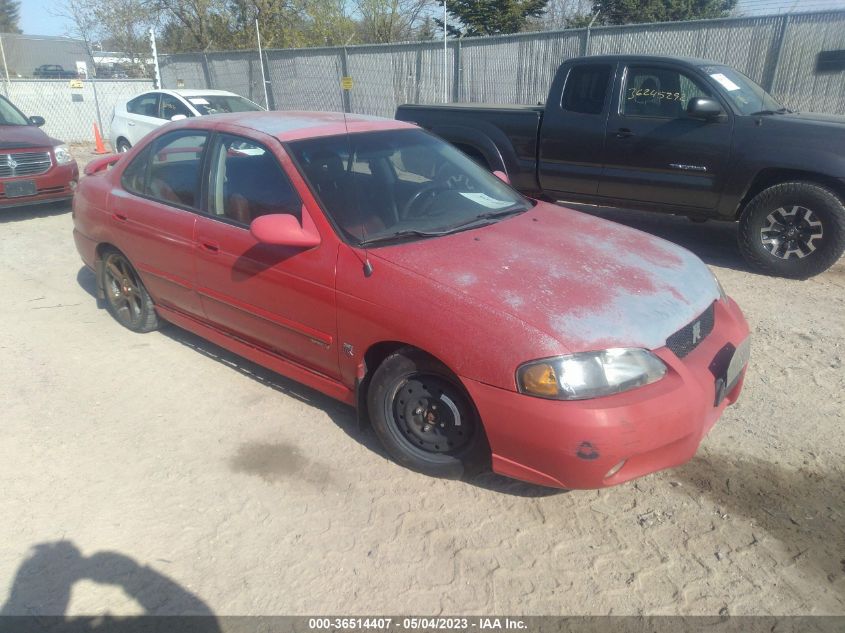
[1,145,843,617]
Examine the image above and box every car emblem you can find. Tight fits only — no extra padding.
[7,156,17,172]
[691,320,702,345]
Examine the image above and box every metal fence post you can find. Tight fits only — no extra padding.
[261,50,276,110]
[452,38,461,102]
[414,47,422,104]
[763,14,790,93]
[581,28,589,57]
[0,33,10,96]
[201,52,213,89]
[340,47,351,113]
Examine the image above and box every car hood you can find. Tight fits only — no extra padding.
[780,111,845,126]
[369,202,719,352]
[0,124,56,150]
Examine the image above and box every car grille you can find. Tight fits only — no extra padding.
[666,302,715,359]
[0,152,52,178]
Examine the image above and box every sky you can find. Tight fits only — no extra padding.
[19,0,73,37]
[15,0,845,37]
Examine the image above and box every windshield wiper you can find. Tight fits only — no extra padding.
[441,206,527,232]
[359,229,447,246]
[750,107,790,115]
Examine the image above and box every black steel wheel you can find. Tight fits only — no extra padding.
[100,249,159,332]
[367,348,489,479]
[739,182,845,279]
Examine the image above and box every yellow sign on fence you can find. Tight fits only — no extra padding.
[340,76,353,91]
[69,79,83,89]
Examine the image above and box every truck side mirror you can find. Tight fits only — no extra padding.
[687,98,723,120]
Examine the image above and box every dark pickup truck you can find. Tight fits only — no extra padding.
[397,55,845,278]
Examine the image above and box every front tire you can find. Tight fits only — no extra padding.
[738,182,845,279]
[367,348,489,479]
[100,249,159,332]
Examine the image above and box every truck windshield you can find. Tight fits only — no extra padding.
[0,97,29,126]
[698,65,785,115]
[288,129,532,246]
[185,95,263,115]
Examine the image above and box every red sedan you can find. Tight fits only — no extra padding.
[72,111,750,489]
[1,95,79,209]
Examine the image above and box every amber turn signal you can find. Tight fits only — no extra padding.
[519,362,559,397]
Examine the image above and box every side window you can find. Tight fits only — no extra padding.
[127,93,159,118]
[159,94,192,121]
[147,132,208,208]
[121,146,151,195]
[562,64,612,115]
[208,134,301,226]
[622,66,713,118]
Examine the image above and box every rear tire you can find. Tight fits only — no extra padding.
[99,249,159,333]
[116,138,131,153]
[367,348,489,479]
[738,182,845,279]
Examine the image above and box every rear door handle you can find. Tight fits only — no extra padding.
[127,121,135,126]
[615,128,634,139]
[199,240,220,254]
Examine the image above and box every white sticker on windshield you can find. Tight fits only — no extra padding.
[709,73,741,92]
[188,98,210,105]
[459,192,512,209]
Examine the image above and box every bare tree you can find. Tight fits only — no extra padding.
[353,0,430,43]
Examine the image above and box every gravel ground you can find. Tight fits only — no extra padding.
[0,146,843,616]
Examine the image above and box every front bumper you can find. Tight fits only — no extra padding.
[0,161,79,209]
[462,298,750,489]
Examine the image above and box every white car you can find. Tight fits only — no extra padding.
[109,89,265,152]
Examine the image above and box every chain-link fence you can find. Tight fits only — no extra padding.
[159,9,845,117]
[0,33,155,144]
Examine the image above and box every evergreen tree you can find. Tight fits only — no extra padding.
[0,0,22,33]
[591,0,737,25]
[436,0,550,36]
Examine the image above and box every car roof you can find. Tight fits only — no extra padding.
[573,54,719,67]
[172,110,417,142]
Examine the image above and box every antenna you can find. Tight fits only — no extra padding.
[336,58,373,278]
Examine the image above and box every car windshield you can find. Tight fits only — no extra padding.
[698,65,785,115]
[288,128,532,246]
[0,96,29,126]
[185,95,263,115]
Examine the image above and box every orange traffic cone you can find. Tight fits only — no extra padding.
[93,123,108,154]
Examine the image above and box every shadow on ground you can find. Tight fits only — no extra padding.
[0,202,70,224]
[76,266,557,497]
[0,540,220,628]
[564,203,752,273]
[674,450,845,600]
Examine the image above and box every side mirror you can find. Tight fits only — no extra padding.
[29,115,45,127]
[687,98,723,120]
[170,114,187,122]
[492,170,510,185]
[250,209,321,248]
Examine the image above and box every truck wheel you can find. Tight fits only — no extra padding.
[738,182,845,279]
[116,138,132,153]
[367,348,489,480]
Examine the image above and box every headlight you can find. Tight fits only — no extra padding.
[517,348,667,400]
[54,144,73,164]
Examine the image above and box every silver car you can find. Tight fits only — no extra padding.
[109,89,264,152]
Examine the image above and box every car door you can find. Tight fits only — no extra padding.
[193,131,340,379]
[599,63,734,210]
[537,62,616,197]
[124,93,164,145]
[108,129,209,318]
[159,93,194,122]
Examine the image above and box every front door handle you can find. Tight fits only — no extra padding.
[199,240,220,254]
[615,128,634,139]
[112,212,127,222]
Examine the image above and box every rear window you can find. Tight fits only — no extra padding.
[127,93,159,117]
[562,65,612,115]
